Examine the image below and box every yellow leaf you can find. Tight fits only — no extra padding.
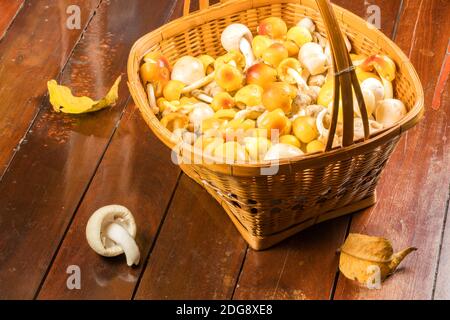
[47,76,121,114]
[339,233,417,284]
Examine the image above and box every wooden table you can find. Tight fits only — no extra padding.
[0,0,448,300]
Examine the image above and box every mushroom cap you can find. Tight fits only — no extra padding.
[171,56,205,85]
[297,17,316,33]
[86,205,137,257]
[361,78,385,102]
[189,103,215,128]
[264,143,304,161]
[221,23,253,52]
[375,99,407,126]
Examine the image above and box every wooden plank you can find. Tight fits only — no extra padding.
[134,175,247,300]
[334,0,450,300]
[37,105,181,300]
[0,0,101,177]
[233,0,403,300]
[0,0,24,39]
[0,0,178,300]
[427,41,450,301]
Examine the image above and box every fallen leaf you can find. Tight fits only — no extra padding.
[339,233,417,284]
[47,76,121,114]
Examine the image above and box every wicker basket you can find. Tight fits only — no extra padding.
[127,0,424,250]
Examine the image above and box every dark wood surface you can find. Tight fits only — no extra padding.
[0,0,448,300]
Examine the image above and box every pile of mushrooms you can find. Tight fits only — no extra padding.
[139,16,408,164]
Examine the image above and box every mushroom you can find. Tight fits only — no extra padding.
[316,108,342,148]
[360,55,396,99]
[234,84,264,109]
[297,17,316,33]
[361,78,385,103]
[171,56,205,85]
[293,115,319,144]
[243,136,272,161]
[246,63,278,89]
[375,99,407,126]
[213,141,249,164]
[277,58,309,90]
[189,102,215,130]
[258,17,288,40]
[140,52,172,114]
[221,23,255,70]
[264,143,304,161]
[86,205,140,267]
[191,90,213,104]
[299,42,328,75]
[172,56,215,94]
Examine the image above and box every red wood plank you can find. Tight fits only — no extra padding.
[134,175,247,300]
[426,44,450,301]
[0,0,178,299]
[233,0,403,300]
[0,0,24,39]
[0,0,101,177]
[334,0,450,300]
[37,105,181,300]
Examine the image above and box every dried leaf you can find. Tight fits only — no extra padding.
[339,233,417,284]
[47,76,121,114]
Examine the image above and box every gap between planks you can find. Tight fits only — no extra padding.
[0,0,25,41]
[0,0,104,182]
[33,0,182,299]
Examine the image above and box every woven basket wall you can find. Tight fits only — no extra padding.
[128,0,424,250]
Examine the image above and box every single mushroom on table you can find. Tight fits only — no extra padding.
[221,23,256,70]
[86,205,140,267]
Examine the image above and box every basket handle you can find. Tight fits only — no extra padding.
[315,0,370,150]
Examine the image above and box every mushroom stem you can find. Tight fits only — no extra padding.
[381,77,393,99]
[105,223,140,267]
[181,72,215,94]
[146,84,159,114]
[287,68,309,90]
[239,38,255,70]
[192,90,213,103]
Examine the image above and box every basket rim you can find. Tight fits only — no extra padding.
[127,0,425,174]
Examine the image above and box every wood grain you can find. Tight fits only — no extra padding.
[134,175,247,300]
[37,105,181,300]
[0,0,101,178]
[0,0,178,299]
[334,0,450,300]
[0,0,24,39]
[233,0,403,300]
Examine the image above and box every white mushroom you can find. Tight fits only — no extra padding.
[189,103,215,129]
[86,205,140,267]
[361,78,385,103]
[316,108,342,148]
[146,84,159,114]
[308,74,326,87]
[264,143,304,161]
[221,23,255,70]
[191,90,213,104]
[297,17,316,33]
[299,42,328,75]
[353,88,377,118]
[171,56,205,85]
[375,99,407,126]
